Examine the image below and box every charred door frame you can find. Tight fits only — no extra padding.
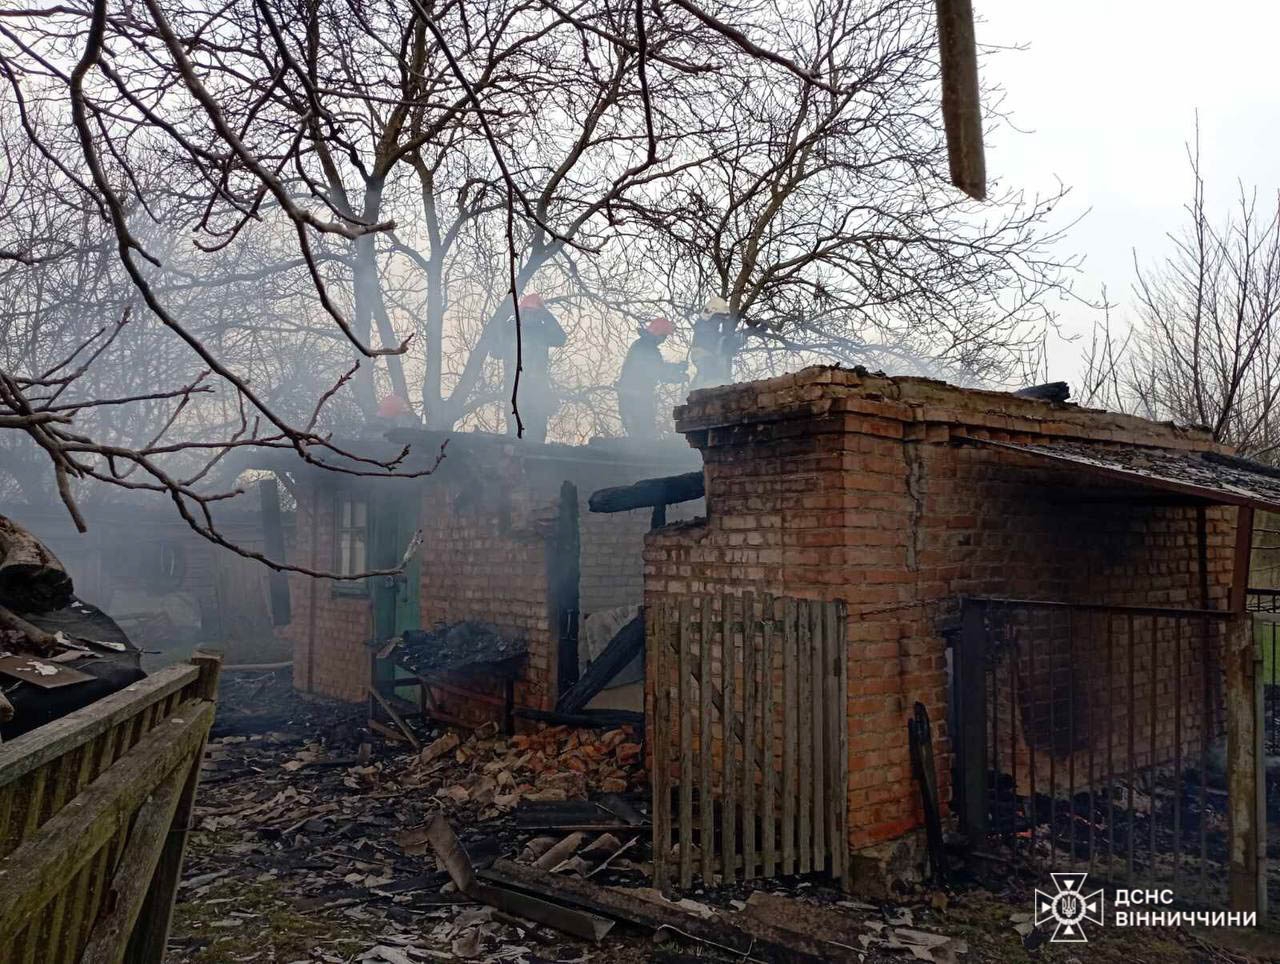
[550,480,581,699]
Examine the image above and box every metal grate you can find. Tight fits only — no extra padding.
[954,598,1253,909]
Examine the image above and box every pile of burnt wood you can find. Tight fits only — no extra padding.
[0,513,144,739]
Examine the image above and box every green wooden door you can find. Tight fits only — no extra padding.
[370,492,421,643]
[369,492,422,704]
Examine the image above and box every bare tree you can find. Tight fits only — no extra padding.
[1082,128,1280,458]
[0,0,1076,580]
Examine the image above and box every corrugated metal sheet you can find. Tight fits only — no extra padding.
[969,438,1280,511]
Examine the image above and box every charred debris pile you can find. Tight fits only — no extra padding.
[0,513,144,738]
[179,669,986,964]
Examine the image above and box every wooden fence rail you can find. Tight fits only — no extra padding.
[648,594,849,889]
[0,653,221,963]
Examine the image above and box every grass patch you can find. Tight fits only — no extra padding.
[170,878,373,964]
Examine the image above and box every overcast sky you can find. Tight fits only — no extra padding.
[976,0,1280,383]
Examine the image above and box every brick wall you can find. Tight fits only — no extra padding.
[579,498,703,617]
[646,367,1241,853]
[283,436,700,707]
[277,484,373,703]
[416,460,560,713]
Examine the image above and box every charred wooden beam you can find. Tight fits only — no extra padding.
[0,514,72,613]
[587,472,703,514]
[935,0,985,200]
[257,478,292,626]
[512,707,643,729]
[1013,381,1070,403]
[480,860,835,962]
[557,613,644,714]
[425,816,615,942]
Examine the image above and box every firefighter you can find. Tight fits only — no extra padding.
[617,317,687,438]
[491,292,566,442]
[374,393,417,427]
[690,294,733,389]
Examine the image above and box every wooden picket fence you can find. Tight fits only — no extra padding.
[648,594,850,889]
[0,654,220,963]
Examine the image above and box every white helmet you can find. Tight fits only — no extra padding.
[701,295,730,317]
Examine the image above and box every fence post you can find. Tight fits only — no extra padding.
[125,652,221,963]
[1225,615,1262,914]
[956,600,987,846]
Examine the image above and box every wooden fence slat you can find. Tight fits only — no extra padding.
[652,593,850,889]
[721,593,737,883]
[798,599,812,875]
[651,599,670,888]
[80,762,187,964]
[811,600,826,872]
[836,601,851,890]
[761,597,777,878]
[0,701,214,938]
[678,598,693,891]
[56,853,94,963]
[42,883,70,964]
[823,600,842,881]
[699,595,714,886]
[742,592,757,880]
[782,597,797,876]
[78,843,111,954]
[0,664,199,786]
[19,767,47,842]
[0,785,12,856]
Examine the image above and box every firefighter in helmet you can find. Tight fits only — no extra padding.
[489,292,566,442]
[617,317,687,438]
[690,294,734,389]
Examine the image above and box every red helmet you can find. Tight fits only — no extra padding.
[518,293,545,310]
[646,316,675,337]
[376,394,410,418]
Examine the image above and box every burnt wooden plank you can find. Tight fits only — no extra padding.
[678,598,694,891]
[742,591,757,880]
[651,599,670,888]
[797,599,812,875]
[823,601,842,881]
[810,601,826,872]
[935,0,986,199]
[836,601,851,890]
[588,472,704,513]
[258,477,292,625]
[699,596,714,885]
[957,601,988,843]
[762,597,777,878]
[782,597,797,875]
[558,613,645,713]
[721,594,737,883]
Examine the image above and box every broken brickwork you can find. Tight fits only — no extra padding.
[283,435,699,709]
[645,368,1239,855]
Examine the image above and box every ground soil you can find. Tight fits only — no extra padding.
[166,669,1280,963]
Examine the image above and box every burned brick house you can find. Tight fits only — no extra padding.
[641,368,1277,901]
[265,369,1278,905]
[271,431,701,722]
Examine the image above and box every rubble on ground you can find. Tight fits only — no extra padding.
[169,669,1273,964]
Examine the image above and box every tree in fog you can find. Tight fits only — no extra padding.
[639,0,1073,384]
[0,0,1074,564]
[1082,132,1280,459]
